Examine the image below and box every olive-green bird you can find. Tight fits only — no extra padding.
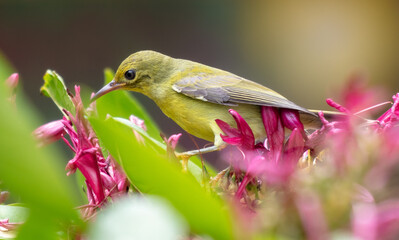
[92,50,322,156]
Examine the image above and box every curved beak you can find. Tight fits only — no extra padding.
[91,80,125,102]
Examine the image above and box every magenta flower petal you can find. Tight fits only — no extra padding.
[216,109,255,150]
[261,106,284,159]
[280,109,304,131]
[66,148,105,204]
[283,128,305,165]
[215,119,241,144]
[281,108,307,140]
[229,109,255,146]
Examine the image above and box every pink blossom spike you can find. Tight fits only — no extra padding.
[33,85,130,218]
[5,73,19,90]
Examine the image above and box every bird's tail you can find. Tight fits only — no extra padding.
[308,109,346,121]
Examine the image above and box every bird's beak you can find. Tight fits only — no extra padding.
[91,80,125,102]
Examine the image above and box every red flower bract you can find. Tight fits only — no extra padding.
[216,106,307,198]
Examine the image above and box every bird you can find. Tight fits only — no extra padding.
[92,50,323,157]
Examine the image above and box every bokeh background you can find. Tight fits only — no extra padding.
[1,0,399,167]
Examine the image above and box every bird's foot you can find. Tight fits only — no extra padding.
[175,144,227,171]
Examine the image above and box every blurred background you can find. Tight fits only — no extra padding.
[1,0,399,167]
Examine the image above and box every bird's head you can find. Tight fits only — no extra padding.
[91,50,172,101]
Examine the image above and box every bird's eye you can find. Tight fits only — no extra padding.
[124,70,136,80]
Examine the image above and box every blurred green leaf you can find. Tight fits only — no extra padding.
[113,116,206,183]
[89,195,188,240]
[0,51,14,82]
[0,69,82,237]
[16,209,59,240]
[89,116,233,240]
[0,205,29,223]
[40,70,75,116]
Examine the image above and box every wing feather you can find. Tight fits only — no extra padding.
[172,73,314,115]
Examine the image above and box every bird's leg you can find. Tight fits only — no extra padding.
[176,145,224,158]
[176,144,227,171]
[176,125,227,171]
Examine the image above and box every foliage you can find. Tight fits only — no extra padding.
[1,60,399,239]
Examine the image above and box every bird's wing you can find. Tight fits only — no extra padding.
[172,73,314,115]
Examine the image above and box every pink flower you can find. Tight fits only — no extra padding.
[5,73,19,90]
[216,107,308,199]
[34,86,129,218]
[5,73,19,105]
[33,119,66,145]
[215,109,255,150]
[129,115,147,144]
[162,133,182,158]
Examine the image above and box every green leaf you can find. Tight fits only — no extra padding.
[0,51,14,82]
[89,116,233,240]
[112,116,205,183]
[113,116,166,152]
[0,71,81,236]
[0,205,29,223]
[89,195,188,240]
[16,209,60,240]
[40,70,75,115]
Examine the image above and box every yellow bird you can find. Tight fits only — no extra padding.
[92,50,321,157]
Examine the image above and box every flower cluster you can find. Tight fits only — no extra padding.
[216,107,306,200]
[215,77,399,238]
[34,86,129,218]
